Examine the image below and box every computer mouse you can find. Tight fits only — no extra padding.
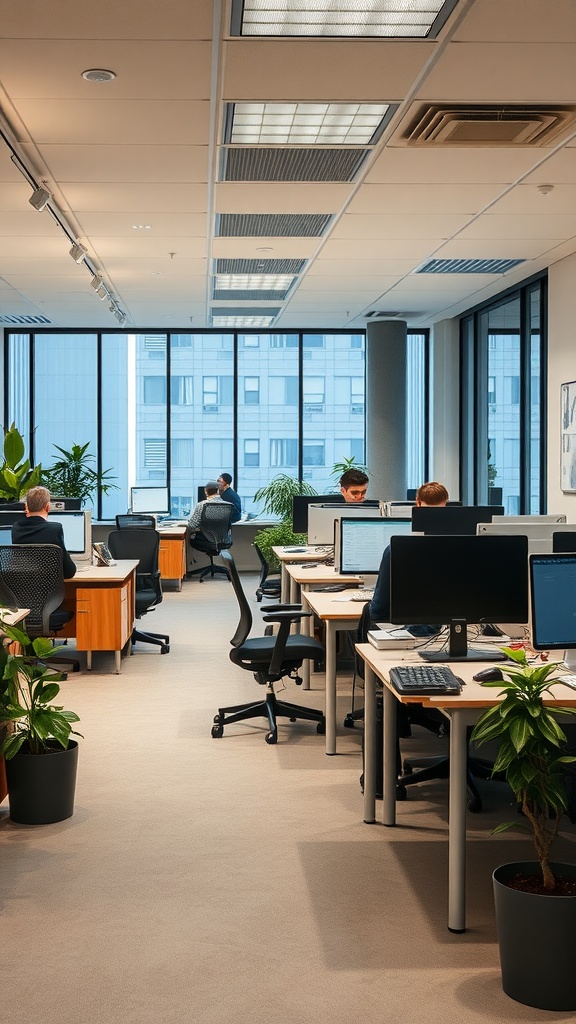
[473,667,504,682]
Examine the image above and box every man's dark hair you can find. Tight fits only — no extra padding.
[204,480,219,496]
[339,468,369,489]
[220,472,232,486]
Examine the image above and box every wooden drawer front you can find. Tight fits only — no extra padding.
[159,537,186,580]
[76,585,129,651]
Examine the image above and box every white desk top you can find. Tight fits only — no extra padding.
[286,562,362,587]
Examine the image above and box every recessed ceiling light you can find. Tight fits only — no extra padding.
[82,68,116,82]
[132,224,152,230]
[212,315,276,328]
[231,0,454,39]
[228,102,391,145]
[215,274,295,291]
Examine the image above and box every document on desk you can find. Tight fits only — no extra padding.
[367,628,418,650]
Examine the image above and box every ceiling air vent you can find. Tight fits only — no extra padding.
[215,258,306,275]
[216,213,331,237]
[366,310,402,318]
[221,148,369,182]
[213,288,292,301]
[399,104,576,146]
[416,258,525,275]
[0,314,52,325]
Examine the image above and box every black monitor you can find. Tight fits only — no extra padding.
[553,531,576,553]
[411,504,504,535]
[530,553,576,671]
[389,533,529,662]
[406,488,417,501]
[50,497,82,510]
[292,494,342,533]
[336,516,413,575]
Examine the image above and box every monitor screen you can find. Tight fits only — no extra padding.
[0,525,13,546]
[478,520,576,555]
[292,494,342,533]
[0,509,92,559]
[307,502,382,545]
[130,486,170,514]
[553,531,576,553]
[411,505,504,535]
[389,533,529,661]
[337,517,413,575]
[530,554,576,661]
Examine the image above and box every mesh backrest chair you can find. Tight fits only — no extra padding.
[107,529,170,654]
[115,514,156,529]
[0,544,79,674]
[188,502,233,582]
[211,550,326,745]
[253,542,281,602]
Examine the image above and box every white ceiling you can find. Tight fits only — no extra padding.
[0,0,575,331]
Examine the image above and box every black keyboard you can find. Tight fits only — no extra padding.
[389,664,463,696]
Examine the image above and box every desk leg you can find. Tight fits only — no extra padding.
[325,621,337,755]
[300,588,311,690]
[86,651,92,671]
[280,564,289,603]
[448,711,468,933]
[115,650,122,674]
[363,665,377,822]
[382,686,397,827]
[289,576,299,604]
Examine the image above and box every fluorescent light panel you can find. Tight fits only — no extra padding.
[230,102,390,145]
[215,273,295,291]
[235,1,447,38]
[212,315,276,327]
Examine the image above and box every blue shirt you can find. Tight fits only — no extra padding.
[220,486,241,524]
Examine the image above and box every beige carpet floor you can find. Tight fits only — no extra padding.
[1,574,575,1024]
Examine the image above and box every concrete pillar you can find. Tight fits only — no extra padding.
[366,320,407,500]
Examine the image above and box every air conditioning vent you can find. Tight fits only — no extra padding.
[417,258,525,275]
[0,314,52,325]
[216,213,331,237]
[397,104,576,146]
[366,310,402,318]
[215,258,306,275]
[221,147,369,182]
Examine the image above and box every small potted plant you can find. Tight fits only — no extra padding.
[41,440,117,506]
[253,474,317,572]
[0,617,81,824]
[471,647,576,1010]
[0,423,43,502]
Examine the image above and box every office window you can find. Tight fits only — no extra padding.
[269,376,298,405]
[171,494,193,517]
[244,376,260,404]
[144,376,167,404]
[303,441,325,466]
[240,335,260,348]
[488,376,496,404]
[303,377,325,408]
[144,438,166,469]
[203,375,233,408]
[170,334,193,348]
[270,438,297,467]
[170,376,193,405]
[507,375,520,405]
[171,438,193,468]
[269,334,298,348]
[244,439,259,467]
[303,336,324,349]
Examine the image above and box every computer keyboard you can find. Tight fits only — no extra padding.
[347,589,374,602]
[388,663,463,695]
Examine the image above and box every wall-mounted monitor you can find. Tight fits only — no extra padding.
[130,486,170,514]
[389,533,529,662]
[411,504,504,535]
[336,516,413,575]
[307,502,383,545]
[529,553,576,671]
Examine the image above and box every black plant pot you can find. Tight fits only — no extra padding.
[6,740,78,825]
[493,861,576,1011]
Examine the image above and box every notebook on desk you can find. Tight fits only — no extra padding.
[368,628,418,650]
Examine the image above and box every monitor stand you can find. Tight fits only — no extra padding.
[420,619,506,663]
[564,649,576,672]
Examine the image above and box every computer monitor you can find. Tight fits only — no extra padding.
[307,502,383,545]
[411,504,504,535]
[0,509,92,562]
[49,497,82,511]
[500,514,567,525]
[553,531,576,553]
[292,494,342,533]
[478,520,576,554]
[389,533,529,662]
[0,525,13,546]
[529,553,576,671]
[336,516,413,575]
[130,486,170,514]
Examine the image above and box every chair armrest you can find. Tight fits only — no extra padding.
[262,610,312,623]
[262,602,302,613]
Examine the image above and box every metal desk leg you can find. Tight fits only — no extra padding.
[382,685,397,827]
[325,620,337,755]
[86,650,92,671]
[115,650,122,674]
[280,563,290,603]
[448,711,468,933]
[300,587,311,690]
[363,665,377,822]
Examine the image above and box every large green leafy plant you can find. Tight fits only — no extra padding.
[0,620,81,759]
[471,647,576,890]
[42,441,117,505]
[0,423,42,501]
[253,474,317,571]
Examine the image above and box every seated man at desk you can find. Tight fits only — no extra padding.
[339,468,369,503]
[368,481,448,625]
[187,480,232,555]
[217,472,241,524]
[12,486,77,579]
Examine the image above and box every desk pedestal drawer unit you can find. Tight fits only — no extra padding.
[61,560,137,673]
[158,534,186,590]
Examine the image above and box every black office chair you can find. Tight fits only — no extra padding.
[211,550,326,744]
[254,542,281,602]
[0,544,79,675]
[188,502,233,582]
[107,529,170,654]
[115,514,156,529]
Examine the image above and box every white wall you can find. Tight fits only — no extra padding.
[547,251,576,521]
[430,318,460,500]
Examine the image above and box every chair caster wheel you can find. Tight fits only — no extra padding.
[396,786,408,801]
[295,675,303,686]
[211,725,223,738]
[289,716,296,722]
[402,762,413,776]
[265,731,277,744]
[160,645,170,654]
[213,713,223,724]
[316,720,326,735]
[343,714,355,728]
[467,796,482,813]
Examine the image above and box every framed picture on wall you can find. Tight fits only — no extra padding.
[561,380,576,492]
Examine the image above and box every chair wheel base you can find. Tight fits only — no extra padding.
[211,724,224,738]
[265,731,277,744]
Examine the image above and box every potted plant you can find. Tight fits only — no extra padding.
[329,454,369,483]
[471,647,576,1010]
[253,474,317,572]
[0,423,42,502]
[41,441,117,506]
[0,617,81,824]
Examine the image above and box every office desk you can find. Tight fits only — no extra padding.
[272,545,333,602]
[60,560,138,674]
[157,526,187,590]
[300,589,364,755]
[355,643,576,933]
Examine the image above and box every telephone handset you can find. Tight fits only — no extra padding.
[93,542,116,567]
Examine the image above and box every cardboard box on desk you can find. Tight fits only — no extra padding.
[367,629,418,650]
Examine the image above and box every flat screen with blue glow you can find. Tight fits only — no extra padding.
[529,553,576,652]
[338,517,413,575]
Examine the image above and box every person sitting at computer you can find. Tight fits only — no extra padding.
[339,468,369,503]
[12,485,77,579]
[368,481,448,625]
[217,473,241,524]
[187,480,232,553]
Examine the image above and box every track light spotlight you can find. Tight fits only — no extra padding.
[69,240,88,263]
[90,275,108,299]
[109,301,116,314]
[29,186,51,212]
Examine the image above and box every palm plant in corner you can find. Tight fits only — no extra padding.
[0,617,81,825]
[471,646,576,1011]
